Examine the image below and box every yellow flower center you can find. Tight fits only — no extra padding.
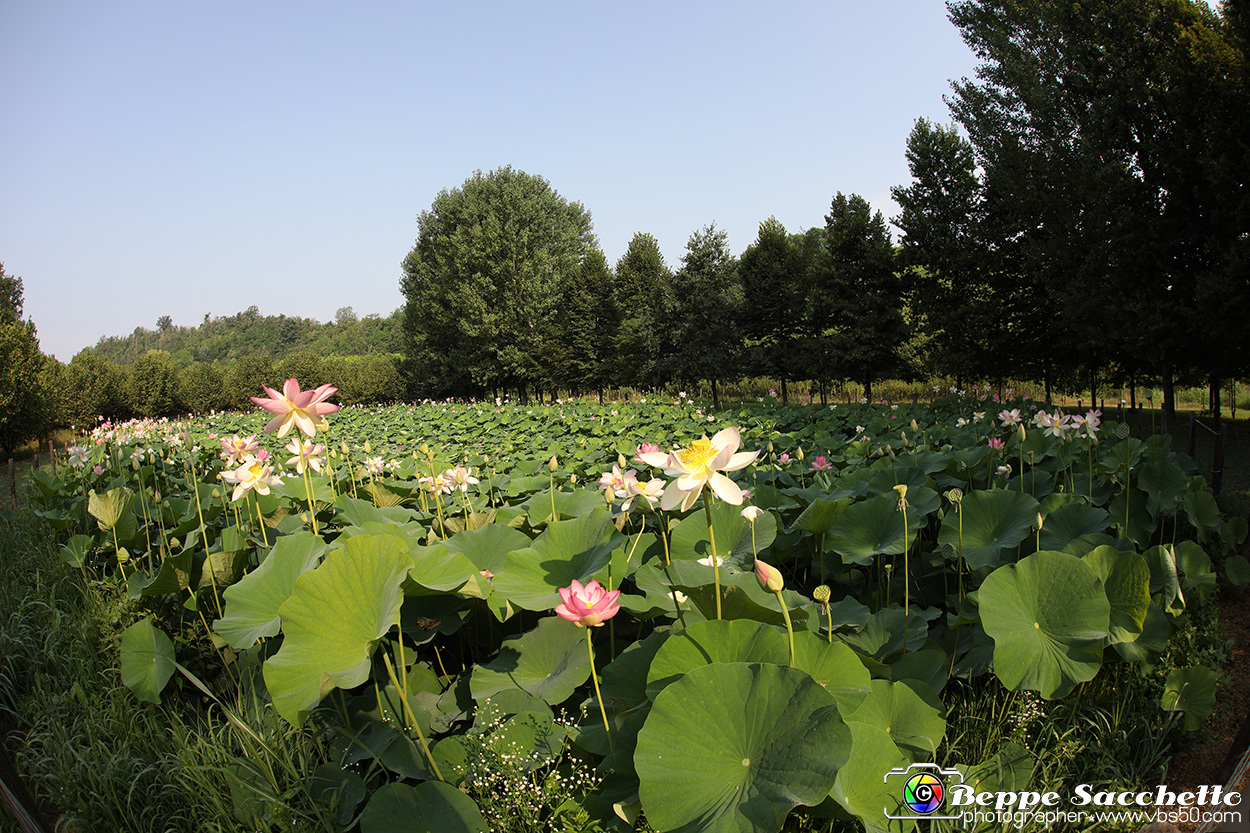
[677,438,720,472]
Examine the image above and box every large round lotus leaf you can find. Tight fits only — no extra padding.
[470,615,591,705]
[979,552,1109,699]
[359,781,487,833]
[669,499,777,566]
[119,617,175,705]
[790,631,871,714]
[1039,503,1109,552]
[1143,545,1184,611]
[844,679,946,762]
[1139,460,1189,517]
[442,523,531,576]
[1112,602,1170,669]
[828,721,913,833]
[214,531,328,650]
[646,619,788,700]
[1080,546,1150,644]
[795,497,853,536]
[636,662,849,833]
[1107,488,1158,546]
[263,535,412,725]
[937,488,1039,570]
[492,508,620,610]
[839,606,929,661]
[1184,490,1222,539]
[828,494,916,566]
[577,630,673,757]
[1161,666,1218,731]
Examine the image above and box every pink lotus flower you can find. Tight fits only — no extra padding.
[555,579,621,628]
[987,437,1005,451]
[810,455,832,472]
[284,438,326,473]
[998,409,1022,427]
[633,442,661,464]
[218,456,283,502]
[220,433,260,465]
[250,379,341,438]
[754,558,785,592]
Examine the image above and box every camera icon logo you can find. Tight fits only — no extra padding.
[883,762,965,820]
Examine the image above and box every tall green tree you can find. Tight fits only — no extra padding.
[945,0,1246,412]
[0,264,24,326]
[666,224,742,409]
[810,194,904,402]
[0,320,49,454]
[400,166,598,400]
[611,232,674,390]
[738,217,806,401]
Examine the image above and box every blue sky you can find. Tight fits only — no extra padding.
[2,1,981,363]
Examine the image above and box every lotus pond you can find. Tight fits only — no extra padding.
[19,388,1247,833]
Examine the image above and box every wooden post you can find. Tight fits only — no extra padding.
[1189,414,1197,460]
[48,440,56,473]
[8,459,14,510]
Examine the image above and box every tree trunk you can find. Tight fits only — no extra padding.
[711,378,720,411]
[819,379,827,406]
[780,377,789,405]
[1089,366,1097,408]
[863,379,873,404]
[1161,361,1175,420]
[1211,374,1222,424]
[1043,364,1053,405]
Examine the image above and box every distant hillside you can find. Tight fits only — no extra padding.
[91,305,404,365]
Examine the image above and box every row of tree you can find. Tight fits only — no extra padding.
[92,305,404,367]
[400,0,1248,416]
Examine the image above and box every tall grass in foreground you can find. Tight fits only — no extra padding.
[0,510,330,833]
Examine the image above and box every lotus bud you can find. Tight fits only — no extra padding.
[754,558,785,592]
[741,505,764,523]
[617,453,627,469]
[569,474,578,484]
[363,440,371,453]
[1036,512,1044,530]
[796,447,805,461]
[1017,424,1026,443]
[549,456,559,472]
[911,419,919,433]
[767,441,774,453]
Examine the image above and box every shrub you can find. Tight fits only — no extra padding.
[176,362,224,415]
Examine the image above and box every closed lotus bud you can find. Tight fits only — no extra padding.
[796,447,805,461]
[1017,424,1026,443]
[1036,512,1044,530]
[618,453,627,469]
[754,558,785,592]
[569,474,578,484]
[767,441,774,453]
[363,440,372,453]
[911,419,919,433]
[549,456,559,472]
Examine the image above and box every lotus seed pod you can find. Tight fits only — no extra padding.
[893,484,908,499]
[947,488,964,503]
[813,584,831,603]
[418,443,431,455]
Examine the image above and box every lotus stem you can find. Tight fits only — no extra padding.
[381,652,443,781]
[701,485,722,620]
[773,589,796,666]
[587,632,613,751]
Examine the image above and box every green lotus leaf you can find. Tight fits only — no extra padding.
[527,486,605,525]
[1138,461,1188,517]
[263,535,412,725]
[937,488,1039,570]
[844,679,946,762]
[646,619,789,701]
[119,617,176,704]
[1226,555,1250,588]
[1183,489,1222,541]
[888,647,949,697]
[214,531,328,650]
[130,547,195,597]
[88,486,134,531]
[839,606,929,661]
[1107,487,1157,546]
[1161,666,1218,731]
[828,494,918,566]
[1143,545,1184,612]
[310,763,367,828]
[59,534,94,568]
[1039,503,1109,552]
[407,542,483,595]
[790,632,872,714]
[1112,602,1171,670]
[828,721,913,833]
[979,552,1109,699]
[794,498,852,535]
[669,499,777,565]
[1080,546,1150,644]
[359,781,487,833]
[636,662,849,833]
[491,508,620,610]
[1174,540,1216,593]
[470,615,591,705]
[442,523,529,576]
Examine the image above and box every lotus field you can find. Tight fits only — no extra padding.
[28,382,1246,832]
